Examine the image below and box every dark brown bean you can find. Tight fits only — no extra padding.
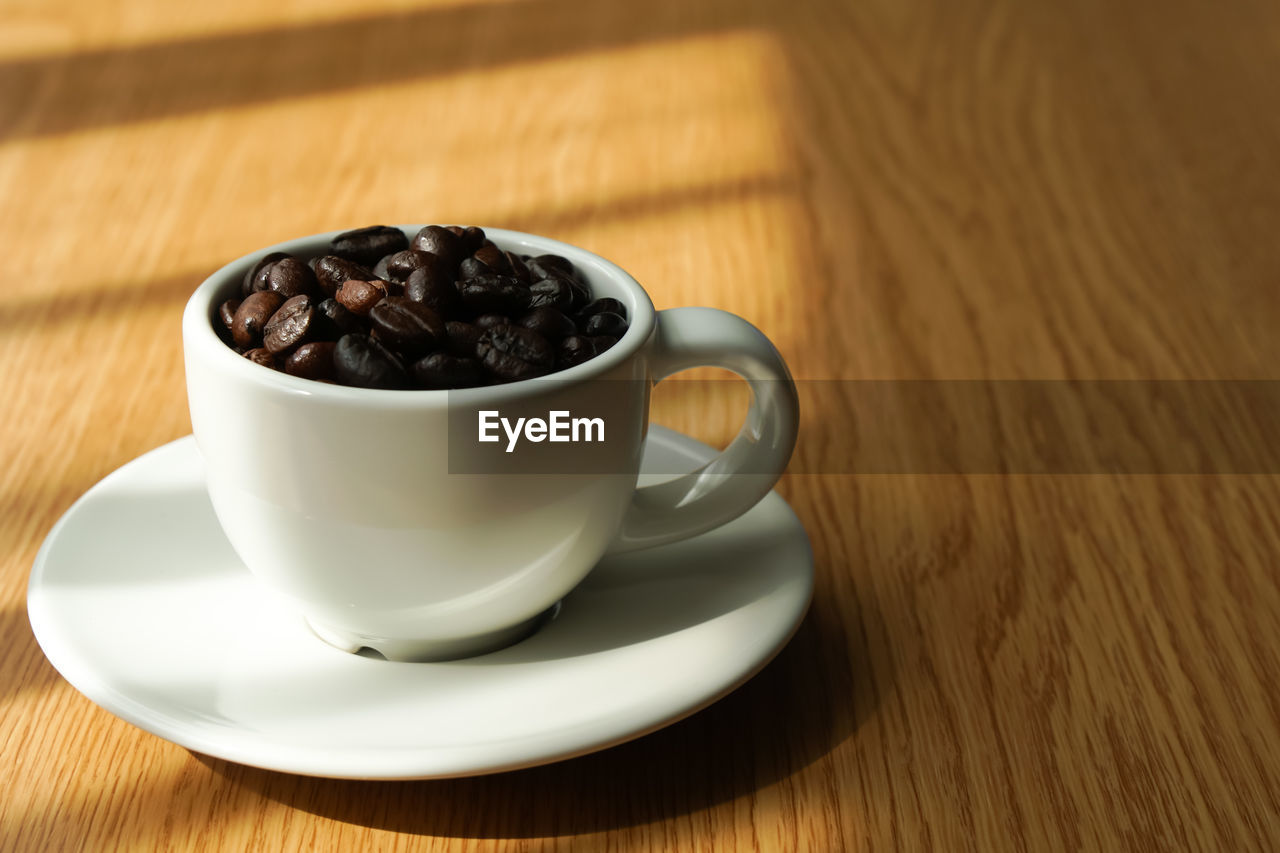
[312,297,362,340]
[313,255,377,298]
[527,277,575,311]
[476,325,553,381]
[457,256,489,280]
[405,263,459,314]
[557,334,617,369]
[264,294,316,354]
[369,297,445,357]
[333,334,409,389]
[331,225,408,267]
[445,225,486,253]
[582,311,628,338]
[556,335,592,369]
[505,251,532,283]
[243,347,277,368]
[472,244,510,274]
[242,252,290,296]
[411,225,464,269]
[577,297,626,319]
[568,279,592,311]
[444,321,483,357]
[218,226,629,387]
[518,307,576,341]
[383,249,440,282]
[336,279,389,315]
[458,274,530,316]
[526,254,575,280]
[218,299,240,332]
[232,290,285,349]
[266,257,319,299]
[284,341,337,380]
[412,353,484,389]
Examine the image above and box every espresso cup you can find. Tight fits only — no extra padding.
[182,227,799,661]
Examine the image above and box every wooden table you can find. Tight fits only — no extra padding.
[3,0,1278,849]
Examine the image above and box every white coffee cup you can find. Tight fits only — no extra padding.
[182,227,799,661]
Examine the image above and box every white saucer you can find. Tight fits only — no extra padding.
[27,426,812,780]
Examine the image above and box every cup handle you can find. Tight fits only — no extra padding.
[608,307,800,553]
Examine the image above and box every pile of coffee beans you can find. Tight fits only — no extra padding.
[214,225,630,389]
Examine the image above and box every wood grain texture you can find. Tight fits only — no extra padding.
[3,0,1279,850]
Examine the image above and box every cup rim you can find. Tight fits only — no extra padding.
[183,226,657,408]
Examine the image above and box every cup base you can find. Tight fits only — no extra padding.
[304,604,560,663]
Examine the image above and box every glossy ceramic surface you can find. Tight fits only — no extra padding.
[28,428,813,779]
[183,227,799,659]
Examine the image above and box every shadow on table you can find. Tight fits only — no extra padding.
[193,581,875,838]
[0,0,757,142]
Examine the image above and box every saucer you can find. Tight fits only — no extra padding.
[27,426,813,780]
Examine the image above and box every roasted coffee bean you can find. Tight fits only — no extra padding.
[504,251,532,283]
[411,225,464,269]
[369,297,445,357]
[242,252,290,296]
[217,225,630,387]
[218,298,240,332]
[458,274,529,316]
[412,353,484,389]
[556,335,593,369]
[471,244,510,274]
[383,249,440,282]
[577,297,626,319]
[266,257,319,299]
[244,347,277,368]
[333,334,409,389]
[232,290,285,348]
[313,255,377,297]
[445,225,487,253]
[526,254,575,281]
[444,321,483,357]
[405,264,458,314]
[582,311,628,338]
[519,307,576,341]
[336,279,389,315]
[526,276,575,311]
[331,225,408,267]
[542,272,590,311]
[476,325,553,381]
[371,256,415,287]
[557,334,617,369]
[263,294,316,354]
[457,256,490,280]
[314,297,363,339]
[284,341,337,381]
